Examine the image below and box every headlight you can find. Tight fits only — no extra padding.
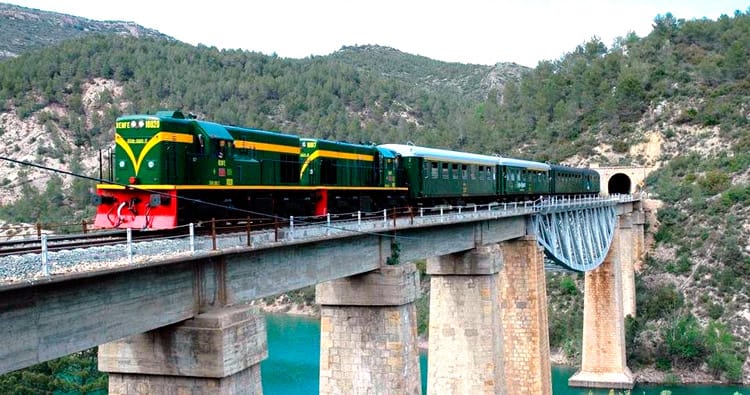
[130,120,137,128]
[147,161,155,168]
[119,160,126,168]
[138,120,145,128]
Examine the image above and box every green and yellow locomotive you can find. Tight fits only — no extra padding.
[95,111,600,229]
[95,110,307,228]
[94,111,408,228]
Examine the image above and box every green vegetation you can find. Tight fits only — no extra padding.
[0,348,106,394]
[2,10,747,162]
[414,259,430,336]
[547,273,584,360]
[0,170,95,231]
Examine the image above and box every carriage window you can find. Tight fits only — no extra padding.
[462,165,468,180]
[452,164,459,180]
[442,163,449,179]
[430,162,439,179]
[478,166,485,180]
[471,165,477,180]
[489,167,494,180]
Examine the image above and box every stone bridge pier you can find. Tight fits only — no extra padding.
[99,305,268,394]
[568,224,635,389]
[426,236,551,395]
[316,263,422,394]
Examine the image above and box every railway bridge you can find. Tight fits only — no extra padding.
[0,196,645,394]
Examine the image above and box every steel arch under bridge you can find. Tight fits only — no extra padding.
[530,196,620,272]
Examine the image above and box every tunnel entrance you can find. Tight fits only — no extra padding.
[608,173,632,194]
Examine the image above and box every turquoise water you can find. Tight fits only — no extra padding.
[261,314,748,395]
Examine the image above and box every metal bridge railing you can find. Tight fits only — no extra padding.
[2,194,639,284]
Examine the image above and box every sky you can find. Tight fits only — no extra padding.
[5,0,749,67]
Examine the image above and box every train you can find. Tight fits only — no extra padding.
[93,110,600,229]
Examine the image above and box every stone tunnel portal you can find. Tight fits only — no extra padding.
[608,173,632,195]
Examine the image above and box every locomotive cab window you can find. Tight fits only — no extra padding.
[214,139,228,159]
[196,134,205,155]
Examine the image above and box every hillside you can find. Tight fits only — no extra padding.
[330,45,527,101]
[0,2,171,60]
[0,4,748,387]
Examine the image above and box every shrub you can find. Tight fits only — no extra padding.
[698,170,730,195]
[662,314,707,366]
[707,303,724,319]
[559,276,578,295]
[637,283,683,321]
[416,292,430,336]
[704,321,744,381]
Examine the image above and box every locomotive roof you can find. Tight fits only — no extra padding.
[227,125,300,145]
[194,121,234,140]
[378,144,550,171]
[301,138,377,154]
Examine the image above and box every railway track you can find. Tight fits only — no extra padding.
[0,204,503,258]
[0,216,294,257]
[0,229,185,257]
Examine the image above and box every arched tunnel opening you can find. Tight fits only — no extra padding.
[608,173,632,195]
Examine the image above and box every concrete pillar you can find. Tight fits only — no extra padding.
[619,214,636,318]
[316,263,421,395]
[99,305,267,395]
[499,236,552,395]
[426,244,505,394]
[568,228,634,389]
[632,210,646,271]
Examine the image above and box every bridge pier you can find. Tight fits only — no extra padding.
[426,244,506,394]
[499,236,552,395]
[98,305,267,395]
[426,238,552,394]
[619,214,636,318]
[632,210,646,271]
[315,263,421,394]
[568,228,634,389]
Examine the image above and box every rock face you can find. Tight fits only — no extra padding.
[0,220,51,240]
[480,62,527,103]
[0,78,126,205]
[0,3,172,60]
